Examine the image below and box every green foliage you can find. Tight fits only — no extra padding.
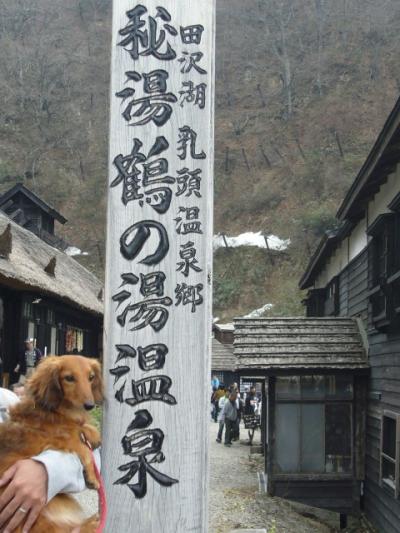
[268,519,277,533]
[213,247,273,316]
[300,205,339,238]
[0,162,19,183]
[214,277,240,309]
[90,406,102,431]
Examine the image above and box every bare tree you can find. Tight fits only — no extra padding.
[259,0,295,119]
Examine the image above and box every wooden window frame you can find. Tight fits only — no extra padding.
[325,276,339,316]
[367,214,396,328]
[22,301,33,319]
[275,376,354,476]
[46,308,55,325]
[380,410,400,498]
[305,288,326,317]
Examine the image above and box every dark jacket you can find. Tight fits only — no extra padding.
[223,399,238,422]
[18,348,42,375]
[244,393,256,415]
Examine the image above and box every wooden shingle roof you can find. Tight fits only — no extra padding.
[0,211,103,316]
[212,337,235,372]
[234,317,368,373]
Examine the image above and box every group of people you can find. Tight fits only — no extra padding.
[211,377,260,447]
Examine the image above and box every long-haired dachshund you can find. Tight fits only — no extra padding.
[0,355,103,532]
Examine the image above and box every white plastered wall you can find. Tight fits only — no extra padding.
[314,166,400,289]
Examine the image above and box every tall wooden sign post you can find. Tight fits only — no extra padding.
[102,1,215,531]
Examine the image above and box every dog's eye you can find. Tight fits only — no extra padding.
[64,375,75,383]
[89,374,95,382]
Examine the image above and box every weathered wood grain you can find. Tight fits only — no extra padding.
[102,2,215,531]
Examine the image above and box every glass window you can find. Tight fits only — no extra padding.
[47,309,55,325]
[276,376,353,401]
[326,375,353,399]
[66,326,85,354]
[381,413,399,497]
[302,404,325,472]
[50,327,57,355]
[276,377,300,400]
[275,404,300,472]
[301,376,326,399]
[274,379,353,475]
[275,403,352,474]
[27,321,35,340]
[23,302,33,319]
[325,404,352,473]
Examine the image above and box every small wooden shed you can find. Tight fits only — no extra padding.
[235,317,369,526]
[212,336,238,387]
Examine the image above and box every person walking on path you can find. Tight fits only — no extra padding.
[216,390,229,443]
[213,385,225,423]
[223,391,238,446]
[244,386,257,415]
[232,391,243,441]
[14,339,43,384]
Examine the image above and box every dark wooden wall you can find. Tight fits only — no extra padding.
[339,249,369,324]
[273,479,357,514]
[325,247,400,532]
[364,331,400,533]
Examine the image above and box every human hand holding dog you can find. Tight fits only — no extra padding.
[0,459,47,533]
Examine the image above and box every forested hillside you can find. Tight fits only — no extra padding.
[1,0,400,320]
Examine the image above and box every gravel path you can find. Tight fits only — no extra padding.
[208,421,371,533]
[75,422,373,533]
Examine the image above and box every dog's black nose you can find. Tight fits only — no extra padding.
[84,402,95,411]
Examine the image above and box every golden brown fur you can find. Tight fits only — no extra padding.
[0,355,103,532]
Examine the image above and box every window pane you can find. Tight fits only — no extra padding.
[326,376,353,399]
[325,404,352,473]
[382,416,396,460]
[276,377,300,400]
[275,404,300,472]
[50,327,57,355]
[382,457,396,491]
[301,376,326,399]
[301,404,325,472]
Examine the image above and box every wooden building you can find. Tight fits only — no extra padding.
[300,96,400,533]
[211,336,238,388]
[213,322,234,344]
[0,183,69,251]
[0,195,103,385]
[235,317,368,526]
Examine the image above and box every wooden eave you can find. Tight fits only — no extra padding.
[0,184,67,225]
[337,96,400,222]
[299,220,356,290]
[234,317,369,374]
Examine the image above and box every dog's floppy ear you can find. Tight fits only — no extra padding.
[91,359,103,403]
[27,357,63,410]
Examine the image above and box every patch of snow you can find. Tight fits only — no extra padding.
[243,303,274,318]
[65,246,89,257]
[213,231,290,251]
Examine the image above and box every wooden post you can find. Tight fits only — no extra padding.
[102,2,215,531]
[263,234,275,266]
[267,376,276,495]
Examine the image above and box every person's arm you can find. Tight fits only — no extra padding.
[0,451,89,533]
[32,451,86,501]
[14,352,23,373]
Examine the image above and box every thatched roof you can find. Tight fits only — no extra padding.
[0,211,103,316]
[212,337,235,372]
[234,317,369,373]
